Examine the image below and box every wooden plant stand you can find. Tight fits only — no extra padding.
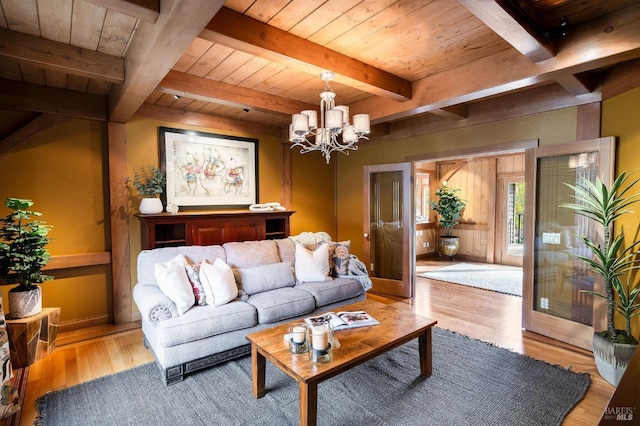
[5,307,60,368]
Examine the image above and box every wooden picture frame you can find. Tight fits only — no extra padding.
[159,127,258,208]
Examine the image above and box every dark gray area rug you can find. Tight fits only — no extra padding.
[419,263,523,297]
[36,328,588,426]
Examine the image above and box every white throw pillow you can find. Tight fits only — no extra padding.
[199,258,238,307]
[294,242,331,283]
[154,254,195,316]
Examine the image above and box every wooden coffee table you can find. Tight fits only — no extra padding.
[245,299,437,426]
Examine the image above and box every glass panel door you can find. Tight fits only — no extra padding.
[497,177,525,266]
[523,137,614,350]
[363,163,414,298]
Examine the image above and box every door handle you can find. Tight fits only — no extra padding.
[363,233,369,238]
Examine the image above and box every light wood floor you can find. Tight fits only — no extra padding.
[19,260,613,425]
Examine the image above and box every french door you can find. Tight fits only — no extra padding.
[363,163,414,298]
[523,137,614,350]
[496,176,525,266]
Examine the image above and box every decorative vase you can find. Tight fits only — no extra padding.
[8,286,42,318]
[592,331,637,386]
[140,198,163,214]
[438,236,460,260]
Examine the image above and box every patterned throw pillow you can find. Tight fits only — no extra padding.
[185,261,207,306]
[316,240,350,276]
[330,240,351,276]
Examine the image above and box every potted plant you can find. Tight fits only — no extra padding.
[130,165,166,214]
[431,181,466,260]
[0,198,53,318]
[561,171,640,386]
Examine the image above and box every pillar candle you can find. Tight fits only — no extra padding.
[312,326,329,350]
[292,326,306,343]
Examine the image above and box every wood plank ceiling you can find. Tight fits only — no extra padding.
[1,0,640,147]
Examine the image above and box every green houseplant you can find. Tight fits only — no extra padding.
[130,166,166,214]
[431,181,466,260]
[0,198,53,318]
[561,171,640,386]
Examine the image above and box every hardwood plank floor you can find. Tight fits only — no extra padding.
[19,262,613,425]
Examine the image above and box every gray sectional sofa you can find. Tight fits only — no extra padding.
[133,235,370,384]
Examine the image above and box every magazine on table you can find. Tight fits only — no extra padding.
[305,310,380,330]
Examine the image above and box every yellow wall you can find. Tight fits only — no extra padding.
[0,119,110,321]
[289,150,336,236]
[337,108,578,257]
[602,86,640,336]
[603,86,640,191]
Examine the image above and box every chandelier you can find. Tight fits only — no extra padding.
[289,71,370,163]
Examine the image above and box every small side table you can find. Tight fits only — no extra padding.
[5,307,60,368]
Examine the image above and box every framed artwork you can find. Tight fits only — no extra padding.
[159,127,258,208]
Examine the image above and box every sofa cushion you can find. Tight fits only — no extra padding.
[294,243,331,283]
[246,287,315,324]
[199,258,238,307]
[275,238,295,266]
[138,245,226,287]
[223,240,280,268]
[296,278,364,307]
[155,301,257,348]
[154,254,195,316]
[234,261,295,295]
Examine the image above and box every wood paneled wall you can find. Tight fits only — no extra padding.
[435,154,525,262]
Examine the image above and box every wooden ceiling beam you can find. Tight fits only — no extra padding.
[354,3,640,124]
[81,0,160,23]
[458,0,554,62]
[0,113,70,164]
[107,0,226,123]
[157,70,316,116]
[0,28,124,83]
[555,73,594,96]
[379,84,601,143]
[135,104,281,137]
[430,105,468,121]
[0,79,106,120]
[602,58,640,100]
[201,7,412,102]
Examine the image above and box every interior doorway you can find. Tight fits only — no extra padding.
[496,177,525,266]
[412,148,529,267]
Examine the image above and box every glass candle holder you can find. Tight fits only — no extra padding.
[308,323,333,363]
[288,323,309,354]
